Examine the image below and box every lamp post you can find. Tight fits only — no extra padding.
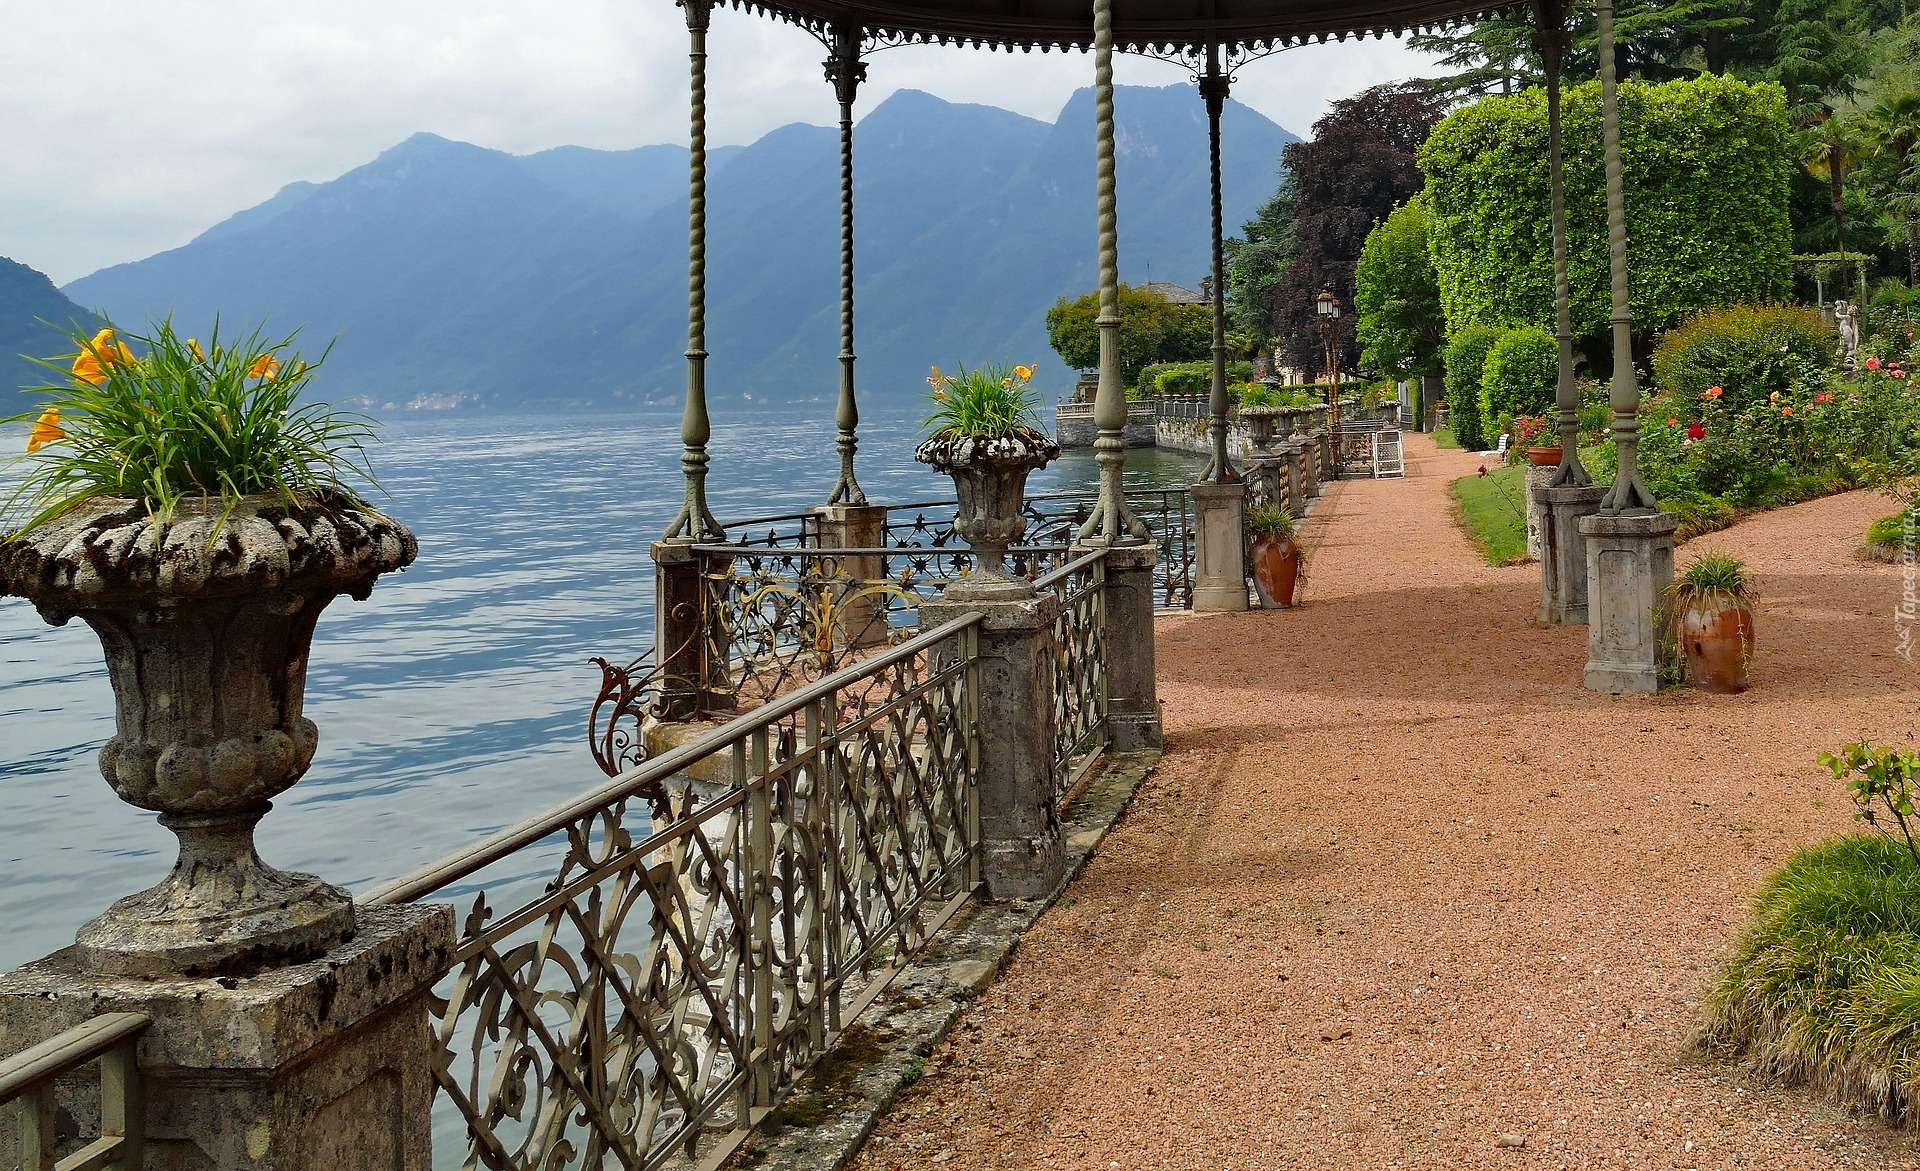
[1316,291,1342,476]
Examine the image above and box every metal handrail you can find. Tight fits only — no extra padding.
[724,487,1187,533]
[2,1012,148,1171]
[688,542,1072,558]
[1032,547,1108,591]
[366,611,986,906]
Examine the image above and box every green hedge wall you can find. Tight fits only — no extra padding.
[1444,324,1503,451]
[1481,325,1560,428]
[1419,74,1794,342]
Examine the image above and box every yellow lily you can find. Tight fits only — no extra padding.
[189,338,207,362]
[926,365,944,388]
[26,408,64,452]
[1014,364,1035,381]
[248,353,281,380]
[71,349,107,385]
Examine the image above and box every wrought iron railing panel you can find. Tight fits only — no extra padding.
[1038,551,1108,808]
[369,617,984,1171]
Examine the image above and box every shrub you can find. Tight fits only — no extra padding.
[1652,305,1839,413]
[1868,509,1920,551]
[1481,326,1559,432]
[1139,359,1253,397]
[1696,833,1920,1124]
[1443,325,1503,450]
[1354,198,1446,380]
[1420,74,1794,345]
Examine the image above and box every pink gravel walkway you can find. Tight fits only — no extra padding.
[852,431,1920,1170]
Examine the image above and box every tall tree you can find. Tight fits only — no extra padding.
[1265,82,1444,373]
[1858,83,1920,283]
[1223,176,1296,355]
[1798,109,1863,253]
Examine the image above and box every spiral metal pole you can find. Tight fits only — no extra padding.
[1200,41,1237,485]
[1078,0,1149,546]
[1539,0,1590,488]
[665,0,724,541]
[825,21,868,506]
[1596,0,1657,513]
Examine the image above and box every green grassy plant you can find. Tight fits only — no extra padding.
[2,319,375,535]
[922,362,1047,440]
[1868,509,1919,551]
[1697,834,1920,1123]
[1450,462,1529,565]
[1245,504,1296,538]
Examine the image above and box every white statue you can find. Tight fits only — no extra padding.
[1835,299,1862,357]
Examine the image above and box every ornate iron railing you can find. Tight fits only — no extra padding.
[1,1011,148,1170]
[725,489,1194,609]
[691,544,1070,710]
[1038,550,1108,809]
[369,614,985,1171]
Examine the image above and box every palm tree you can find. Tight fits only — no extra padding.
[1799,109,1863,254]
[1861,85,1920,284]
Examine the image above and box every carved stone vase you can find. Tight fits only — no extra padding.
[0,494,417,976]
[913,431,1059,601]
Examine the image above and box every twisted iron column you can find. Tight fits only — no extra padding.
[1200,42,1238,485]
[664,0,724,541]
[1078,0,1149,545]
[1596,0,1657,513]
[825,21,868,506]
[1539,0,1591,488]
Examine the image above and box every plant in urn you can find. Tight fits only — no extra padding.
[913,362,1059,600]
[1,321,415,976]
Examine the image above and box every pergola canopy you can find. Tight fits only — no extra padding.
[727,0,1522,53]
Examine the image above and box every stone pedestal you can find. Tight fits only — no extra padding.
[1189,482,1249,613]
[813,503,888,649]
[920,593,1062,899]
[0,904,453,1171]
[1537,484,1606,625]
[1579,511,1677,694]
[1523,464,1555,560]
[1078,543,1163,752]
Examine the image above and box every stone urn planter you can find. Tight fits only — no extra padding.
[0,494,417,975]
[913,432,1059,600]
[1238,406,1287,455]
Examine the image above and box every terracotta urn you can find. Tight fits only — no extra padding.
[913,431,1059,600]
[1248,531,1300,608]
[1680,594,1754,694]
[1527,445,1564,467]
[0,494,417,975]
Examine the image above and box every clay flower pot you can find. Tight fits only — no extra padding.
[1680,594,1754,694]
[913,431,1059,600]
[1248,531,1300,608]
[0,494,416,975]
[1526,446,1563,466]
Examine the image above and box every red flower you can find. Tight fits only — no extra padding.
[1477,465,1488,477]
[1687,422,1705,441]
[1666,417,1678,426]
[1867,357,1882,371]
[1814,392,1834,404]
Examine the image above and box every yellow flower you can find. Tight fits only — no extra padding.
[189,338,207,362]
[926,365,944,388]
[1014,364,1035,381]
[26,408,64,452]
[72,329,133,384]
[248,353,281,380]
[71,349,107,385]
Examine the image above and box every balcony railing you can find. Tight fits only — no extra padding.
[1,1011,148,1171]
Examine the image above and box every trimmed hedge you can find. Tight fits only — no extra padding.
[1481,325,1559,430]
[1419,74,1794,343]
[1651,304,1840,413]
[1139,359,1254,397]
[1444,325,1503,451]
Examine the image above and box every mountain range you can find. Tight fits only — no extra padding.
[50,85,1296,413]
[0,260,98,416]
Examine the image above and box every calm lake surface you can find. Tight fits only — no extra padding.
[0,406,1203,972]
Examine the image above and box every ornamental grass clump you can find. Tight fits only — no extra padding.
[921,362,1048,441]
[1668,551,1752,607]
[2,320,375,536]
[1697,744,1920,1124]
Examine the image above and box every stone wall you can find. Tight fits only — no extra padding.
[1055,404,1158,449]
[1154,417,1252,459]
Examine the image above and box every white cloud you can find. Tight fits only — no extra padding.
[0,0,1440,283]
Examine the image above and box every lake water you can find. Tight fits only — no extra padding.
[0,406,1203,972]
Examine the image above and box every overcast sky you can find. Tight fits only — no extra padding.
[1,1,1439,285]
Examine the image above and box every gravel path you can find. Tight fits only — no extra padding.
[851,431,1920,1170]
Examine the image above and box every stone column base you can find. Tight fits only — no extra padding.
[922,593,1063,900]
[1076,543,1163,752]
[813,503,889,649]
[1579,510,1677,694]
[1190,482,1249,613]
[1538,484,1606,625]
[0,903,453,1170]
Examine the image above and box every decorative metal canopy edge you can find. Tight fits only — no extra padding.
[723,0,1524,53]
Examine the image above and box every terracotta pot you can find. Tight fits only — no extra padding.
[913,430,1059,600]
[0,494,416,974]
[1680,594,1755,693]
[1527,446,1564,466]
[1248,531,1300,608]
